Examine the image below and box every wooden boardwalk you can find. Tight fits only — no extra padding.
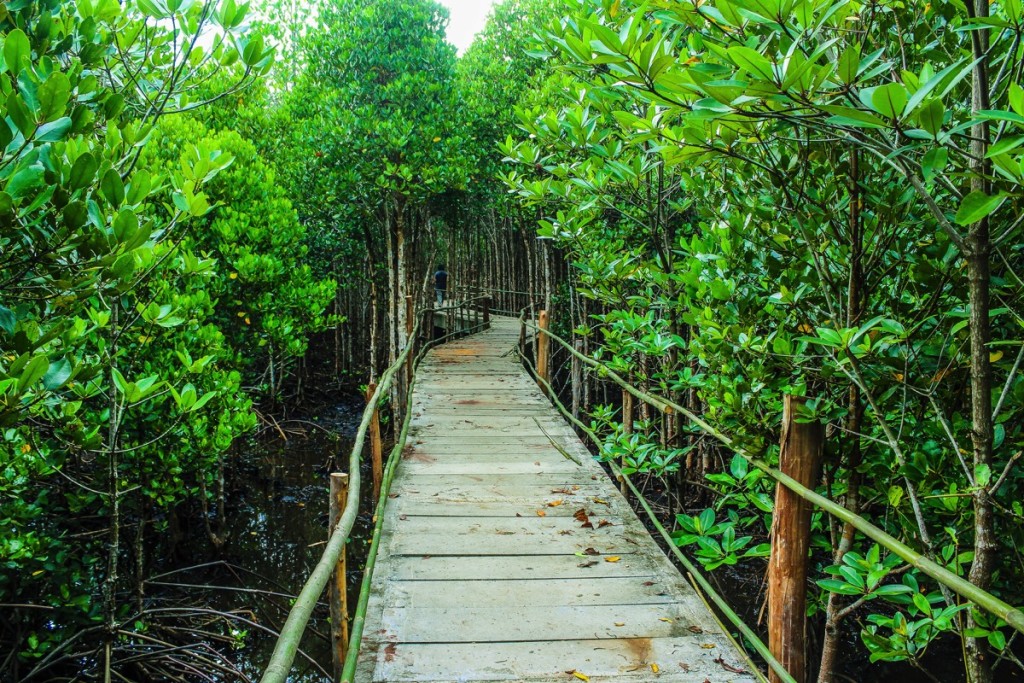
[356,316,757,682]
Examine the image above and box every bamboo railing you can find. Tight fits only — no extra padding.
[259,297,491,683]
[521,316,1024,641]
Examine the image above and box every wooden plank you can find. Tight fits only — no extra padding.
[357,316,757,683]
[383,577,674,608]
[378,604,710,642]
[365,638,754,682]
[382,554,660,581]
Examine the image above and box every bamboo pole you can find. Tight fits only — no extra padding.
[536,310,550,387]
[571,339,582,420]
[769,396,823,683]
[328,473,349,682]
[523,320,1024,637]
[620,387,633,497]
[366,382,383,501]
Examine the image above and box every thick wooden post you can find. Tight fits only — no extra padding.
[536,310,550,387]
[620,388,634,496]
[519,317,526,359]
[366,382,383,501]
[483,297,491,326]
[328,473,350,681]
[769,395,824,683]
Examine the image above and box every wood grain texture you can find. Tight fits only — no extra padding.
[355,316,756,682]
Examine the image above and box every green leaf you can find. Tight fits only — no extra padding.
[100,169,125,208]
[871,83,908,120]
[69,153,98,191]
[5,164,45,201]
[37,72,71,121]
[7,92,35,138]
[4,28,31,73]
[921,147,947,183]
[35,117,72,142]
[0,304,15,334]
[837,44,860,84]
[818,579,861,595]
[820,105,887,129]
[18,355,50,392]
[985,135,1024,158]
[42,359,72,390]
[727,46,775,81]
[918,98,944,136]
[955,190,1007,226]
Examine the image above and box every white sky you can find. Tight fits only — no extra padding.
[437,0,497,54]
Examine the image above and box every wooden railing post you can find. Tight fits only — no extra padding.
[620,388,633,496]
[366,382,383,501]
[519,316,526,359]
[483,297,491,326]
[328,473,350,681]
[769,395,824,683]
[404,295,414,386]
[536,310,550,387]
[571,339,582,420]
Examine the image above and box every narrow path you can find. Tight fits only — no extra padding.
[356,316,757,682]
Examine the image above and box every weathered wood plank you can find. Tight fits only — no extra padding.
[355,316,757,683]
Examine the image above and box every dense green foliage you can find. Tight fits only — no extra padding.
[5,0,1021,680]
[503,0,1024,679]
[0,0,333,677]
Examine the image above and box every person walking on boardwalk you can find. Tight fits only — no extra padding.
[434,265,448,306]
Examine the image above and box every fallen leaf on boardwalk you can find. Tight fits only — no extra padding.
[534,461,541,466]
[659,617,674,623]
[643,581,655,587]
[516,513,522,517]
[567,670,590,681]
[578,560,598,568]
[614,622,625,627]
[604,556,621,563]
[583,547,600,555]
[552,487,574,494]
[678,662,690,672]
[687,626,703,634]
[597,519,613,528]
[592,497,609,505]
[496,530,515,535]
[559,530,572,535]
[388,493,399,499]
[399,514,408,521]
[548,499,564,507]
[651,663,660,673]
[699,643,716,649]
[574,508,593,528]
[536,510,547,517]
[714,656,748,674]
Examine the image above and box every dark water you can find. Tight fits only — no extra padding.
[165,398,372,682]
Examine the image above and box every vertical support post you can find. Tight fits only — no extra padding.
[329,473,350,681]
[483,297,491,326]
[769,395,824,683]
[620,388,633,496]
[536,310,550,387]
[571,339,582,420]
[519,316,526,360]
[404,295,414,382]
[367,382,383,501]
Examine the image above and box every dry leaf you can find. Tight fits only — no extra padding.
[578,560,598,568]
[614,622,625,627]
[574,508,593,528]
[548,499,564,507]
[643,581,655,586]
[605,556,621,563]
[583,547,600,556]
[597,519,613,528]
[592,497,609,505]
[699,643,716,649]
[659,617,674,623]
[536,510,547,517]
[570,671,590,682]
[687,626,704,634]
[651,663,660,673]
[714,656,747,674]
